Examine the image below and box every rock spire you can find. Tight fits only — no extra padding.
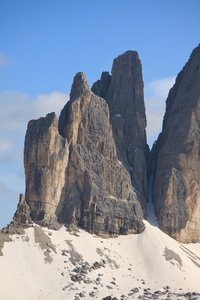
[12,46,200,243]
[14,67,145,236]
[92,51,149,214]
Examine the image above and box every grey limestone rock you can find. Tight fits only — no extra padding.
[18,69,144,236]
[58,72,144,236]
[24,112,69,229]
[153,44,200,243]
[92,51,149,215]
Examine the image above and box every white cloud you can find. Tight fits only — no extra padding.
[0,53,13,67]
[145,76,175,147]
[32,91,69,118]
[145,77,176,99]
[0,90,69,135]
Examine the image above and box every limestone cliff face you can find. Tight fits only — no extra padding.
[58,72,144,235]
[92,51,149,214]
[17,70,144,236]
[24,112,69,229]
[153,45,200,243]
[13,47,200,243]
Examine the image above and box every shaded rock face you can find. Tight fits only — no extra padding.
[92,51,149,214]
[17,70,144,236]
[153,45,200,243]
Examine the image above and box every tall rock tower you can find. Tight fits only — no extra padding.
[19,68,145,236]
[24,112,69,228]
[153,45,200,243]
[92,51,149,214]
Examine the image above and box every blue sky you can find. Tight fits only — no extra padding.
[0,0,200,228]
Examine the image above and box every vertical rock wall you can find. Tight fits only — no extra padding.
[24,112,69,228]
[92,51,149,214]
[153,45,200,243]
[13,46,200,242]
[21,70,145,236]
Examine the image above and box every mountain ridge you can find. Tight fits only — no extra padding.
[1,45,200,298]
[2,45,200,243]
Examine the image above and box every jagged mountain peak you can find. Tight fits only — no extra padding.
[70,71,91,101]
[163,44,200,130]
[13,57,147,236]
[6,45,200,245]
[92,50,149,215]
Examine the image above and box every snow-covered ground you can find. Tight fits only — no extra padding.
[0,219,200,300]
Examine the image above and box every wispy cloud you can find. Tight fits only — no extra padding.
[145,76,175,147]
[0,90,69,136]
[0,53,13,67]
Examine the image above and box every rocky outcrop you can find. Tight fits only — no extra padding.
[11,47,200,243]
[13,194,32,225]
[92,51,149,214]
[16,70,145,236]
[58,72,144,236]
[24,112,69,229]
[153,44,200,243]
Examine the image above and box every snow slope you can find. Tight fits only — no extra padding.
[0,219,200,300]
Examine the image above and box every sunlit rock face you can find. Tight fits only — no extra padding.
[92,51,149,215]
[20,70,145,236]
[58,72,144,236]
[153,45,200,243]
[24,112,69,229]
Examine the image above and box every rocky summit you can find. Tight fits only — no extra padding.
[9,45,200,244]
[13,56,146,237]
[153,44,200,243]
[58,71,144,236]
